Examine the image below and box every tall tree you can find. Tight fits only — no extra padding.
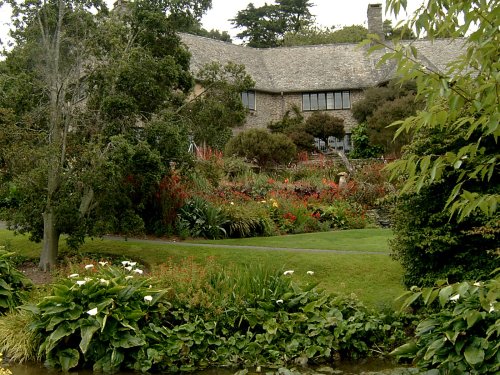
[179,61,254,150]
[232,0,313,47]
[0,0,212,270]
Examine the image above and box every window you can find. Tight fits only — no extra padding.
[302,91,351,111]
[241,91,256,110]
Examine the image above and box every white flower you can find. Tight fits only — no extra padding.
[450,294,460,301]
[84,277,92,282]
[283,270,294,276]
[306,271,314,275]
[276,299,283,304]
[133,269,143,274]
[68,273,79,278]
[124,266,133,271]
[125,276,133,280]
[129,262,137,266]
[230,202,234,205]
[489,303,496,313]
[87,307,98,316]
[99,278,109,286]
[144,295,153,302]
[76,280,86,286]
[98,261,108,266]
[473,282,481,287]
[85,264,94,270]
[122,261,130,266]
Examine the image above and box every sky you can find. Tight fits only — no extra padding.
[202,0,422,40]
[0,0,423,48]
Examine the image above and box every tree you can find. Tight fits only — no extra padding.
[283,25,368,46]
[373,0,500,285]
[0,0,212,270]
[232,0,313,47]
[179,61,254,150]
[379,0,499,221]
[304,112,345,150]
[268,105,314,151]
[351,80,421,157]
[382,20,415,40]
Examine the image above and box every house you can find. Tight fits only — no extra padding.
[180,4,465,152]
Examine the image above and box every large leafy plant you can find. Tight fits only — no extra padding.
[392,275,500,373]
[0,248,32,314]
[24,262,168,372]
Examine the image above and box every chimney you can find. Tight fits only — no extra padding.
[367,3,385,41]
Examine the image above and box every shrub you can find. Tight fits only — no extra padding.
[225,129,297,168]
[0,248,32,314]
[317,200,367,229]
[392,277,500,374]
[222,202,275,238]
[390,182,500,287]
[176,197,228,239]
[304,112,345,146]
[25,262,169,372]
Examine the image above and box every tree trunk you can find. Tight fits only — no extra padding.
[39,210,60,271]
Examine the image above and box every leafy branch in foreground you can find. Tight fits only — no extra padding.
[373,0,499,222]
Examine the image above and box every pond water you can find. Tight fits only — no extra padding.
[5,359,419,375]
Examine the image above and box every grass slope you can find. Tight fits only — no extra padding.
[192,229,392,252]
[0,229,403,308]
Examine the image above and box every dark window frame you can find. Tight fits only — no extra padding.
[302,91,351,111]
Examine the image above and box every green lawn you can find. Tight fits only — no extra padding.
[0,228,404,308]
[192,228,392,252]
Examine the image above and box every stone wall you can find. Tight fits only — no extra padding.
[237,89,364,134]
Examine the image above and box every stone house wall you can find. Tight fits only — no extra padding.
[237,89,364,134]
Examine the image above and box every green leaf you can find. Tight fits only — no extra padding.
[466,310,483,329]
[423,337,446,361]
[390,342,418,357]
[58,348,80,372]
[464,344,485,365]
[80,323,100,354]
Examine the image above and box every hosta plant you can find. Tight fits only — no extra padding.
[391,274,500,374]
[0,248,32,314]
[23,262,168,372]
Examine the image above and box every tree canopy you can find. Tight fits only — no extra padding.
[377,0,499,222]
[0,0,241,270]
[282,25,368,46]
[231,0,314,47]
[377,0,499,285]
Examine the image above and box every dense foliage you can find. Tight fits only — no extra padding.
[351,80,420,157]
[17,261,411,372]
[390,180,499,287]
[231,0,314,47]
[392,277,499,373]
[304,112,345,147]
[0,248,32,314]
[381,0,499,221]
[0,0,251,269]
[282,25,368,46]
[225,129,297,168]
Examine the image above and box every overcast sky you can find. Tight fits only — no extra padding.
[1,0,422,48]
[203,0,422,40]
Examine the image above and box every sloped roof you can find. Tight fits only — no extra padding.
[180,33,466,93]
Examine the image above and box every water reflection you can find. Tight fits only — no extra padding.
[6,359,411,375]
